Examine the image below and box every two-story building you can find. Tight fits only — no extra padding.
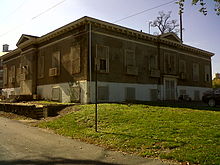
[1,16,214,103]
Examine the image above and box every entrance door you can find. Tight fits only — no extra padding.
[164,79,176,100]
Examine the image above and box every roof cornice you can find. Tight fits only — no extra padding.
[4,16,214,58]
[0,48,21,60]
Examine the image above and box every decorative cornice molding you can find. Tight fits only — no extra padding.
[3,16,214,60]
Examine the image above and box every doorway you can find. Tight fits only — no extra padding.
[164,78,176,100]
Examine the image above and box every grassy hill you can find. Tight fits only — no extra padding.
[38,104,220,165]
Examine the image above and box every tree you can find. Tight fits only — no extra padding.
[212,78,220,88]
[151,11,179,35]
[177,0,220,15]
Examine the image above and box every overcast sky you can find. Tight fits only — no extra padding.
[0,0,219,76]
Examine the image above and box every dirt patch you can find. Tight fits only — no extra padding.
[0,105,80,125]
[0,111,32,120]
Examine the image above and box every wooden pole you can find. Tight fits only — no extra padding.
[180,11,183,42]
[95,62,98,132]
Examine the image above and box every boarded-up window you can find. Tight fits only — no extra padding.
[204,65,211,82]
[52,51,60,70]
[150,89,158,101]
[70,44,81,74]
[3,66,7,85]
[125,87,135,101]
[38,55,45,79]
[165,54,176,74]
[125,50,138,75]
[179,60,186,73]
[96,45,109,73]
[98,86,109,101]
[149,55,158,70]
[193,63,199,81]
[70,86,80,102]
[52,87,60,101]
[16,64,21,83]
[11,65,15,79]
[179,89,186,95]
[8,65,16,84]
[194,90,200,101]
[125,50,135,67]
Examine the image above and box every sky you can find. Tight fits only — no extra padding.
[0,0,219,77]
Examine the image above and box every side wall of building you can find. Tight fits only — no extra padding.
[87,24,212,102]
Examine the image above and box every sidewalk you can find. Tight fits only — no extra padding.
[0,117,174,165]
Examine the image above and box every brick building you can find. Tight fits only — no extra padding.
[1,16,214,103]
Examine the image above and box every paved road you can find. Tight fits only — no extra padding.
[0,117,171,165]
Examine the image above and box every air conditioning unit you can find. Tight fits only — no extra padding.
[180,72,186,80]
[126,66,138,75]
[49,67,58,77]
[20,73,27,81]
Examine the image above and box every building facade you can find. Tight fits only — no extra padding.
[0,44,10,92]
[1,16,214,103]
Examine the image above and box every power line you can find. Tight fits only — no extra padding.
[113,0,177,23]
[0,0,28,22]
[0,0,67,38]
[32,0,66,20]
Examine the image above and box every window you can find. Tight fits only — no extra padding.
[3,66,7,85]
[194,90,200,101]
[204,65,211,82]
[100,59,107,71]
[98,86,109,101]
[193,63,199,81]
[165,53,176,74]
[150,89,158,101]
[11,65,16,79]
[125,87,136,101]
[70,44,81,74]
[38,55,44,79]
[149,55,157,70]
[8,65,16,84]
[49,51,60,77]
[52,51,60,69]
[96,45,109,73]
[125,50,135,67]
[179,60,186,73]
[179,89,186,95]
[16,64,21,83]
[125,50,138,75]
[52,87,60,101]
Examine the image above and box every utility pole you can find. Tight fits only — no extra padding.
[148,21,152,34]
[178,0,184,42]
[95,60,98,132]
[179,11,183,42]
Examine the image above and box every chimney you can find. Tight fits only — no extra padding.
[3,44,9,52]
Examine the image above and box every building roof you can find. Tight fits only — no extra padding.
[0,52,8,57]
[2,16,214,60]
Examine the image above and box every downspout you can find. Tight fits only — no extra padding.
[157,36,163,101]
[89,23,92,103]
[35,48,38,96]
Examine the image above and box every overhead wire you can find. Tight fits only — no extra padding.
[0,0,28,23]
[32,0,66,20]
[0,0,67,38]
[0,0,176,38]
[113,0,177,23]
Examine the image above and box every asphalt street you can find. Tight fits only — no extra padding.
[0,117,171,165]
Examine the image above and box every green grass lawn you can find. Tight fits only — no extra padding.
[38,104,220,165]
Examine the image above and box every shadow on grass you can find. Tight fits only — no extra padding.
[0,157,120,165]
[125,101,220,112]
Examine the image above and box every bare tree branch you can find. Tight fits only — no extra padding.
[151,11,179,35]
